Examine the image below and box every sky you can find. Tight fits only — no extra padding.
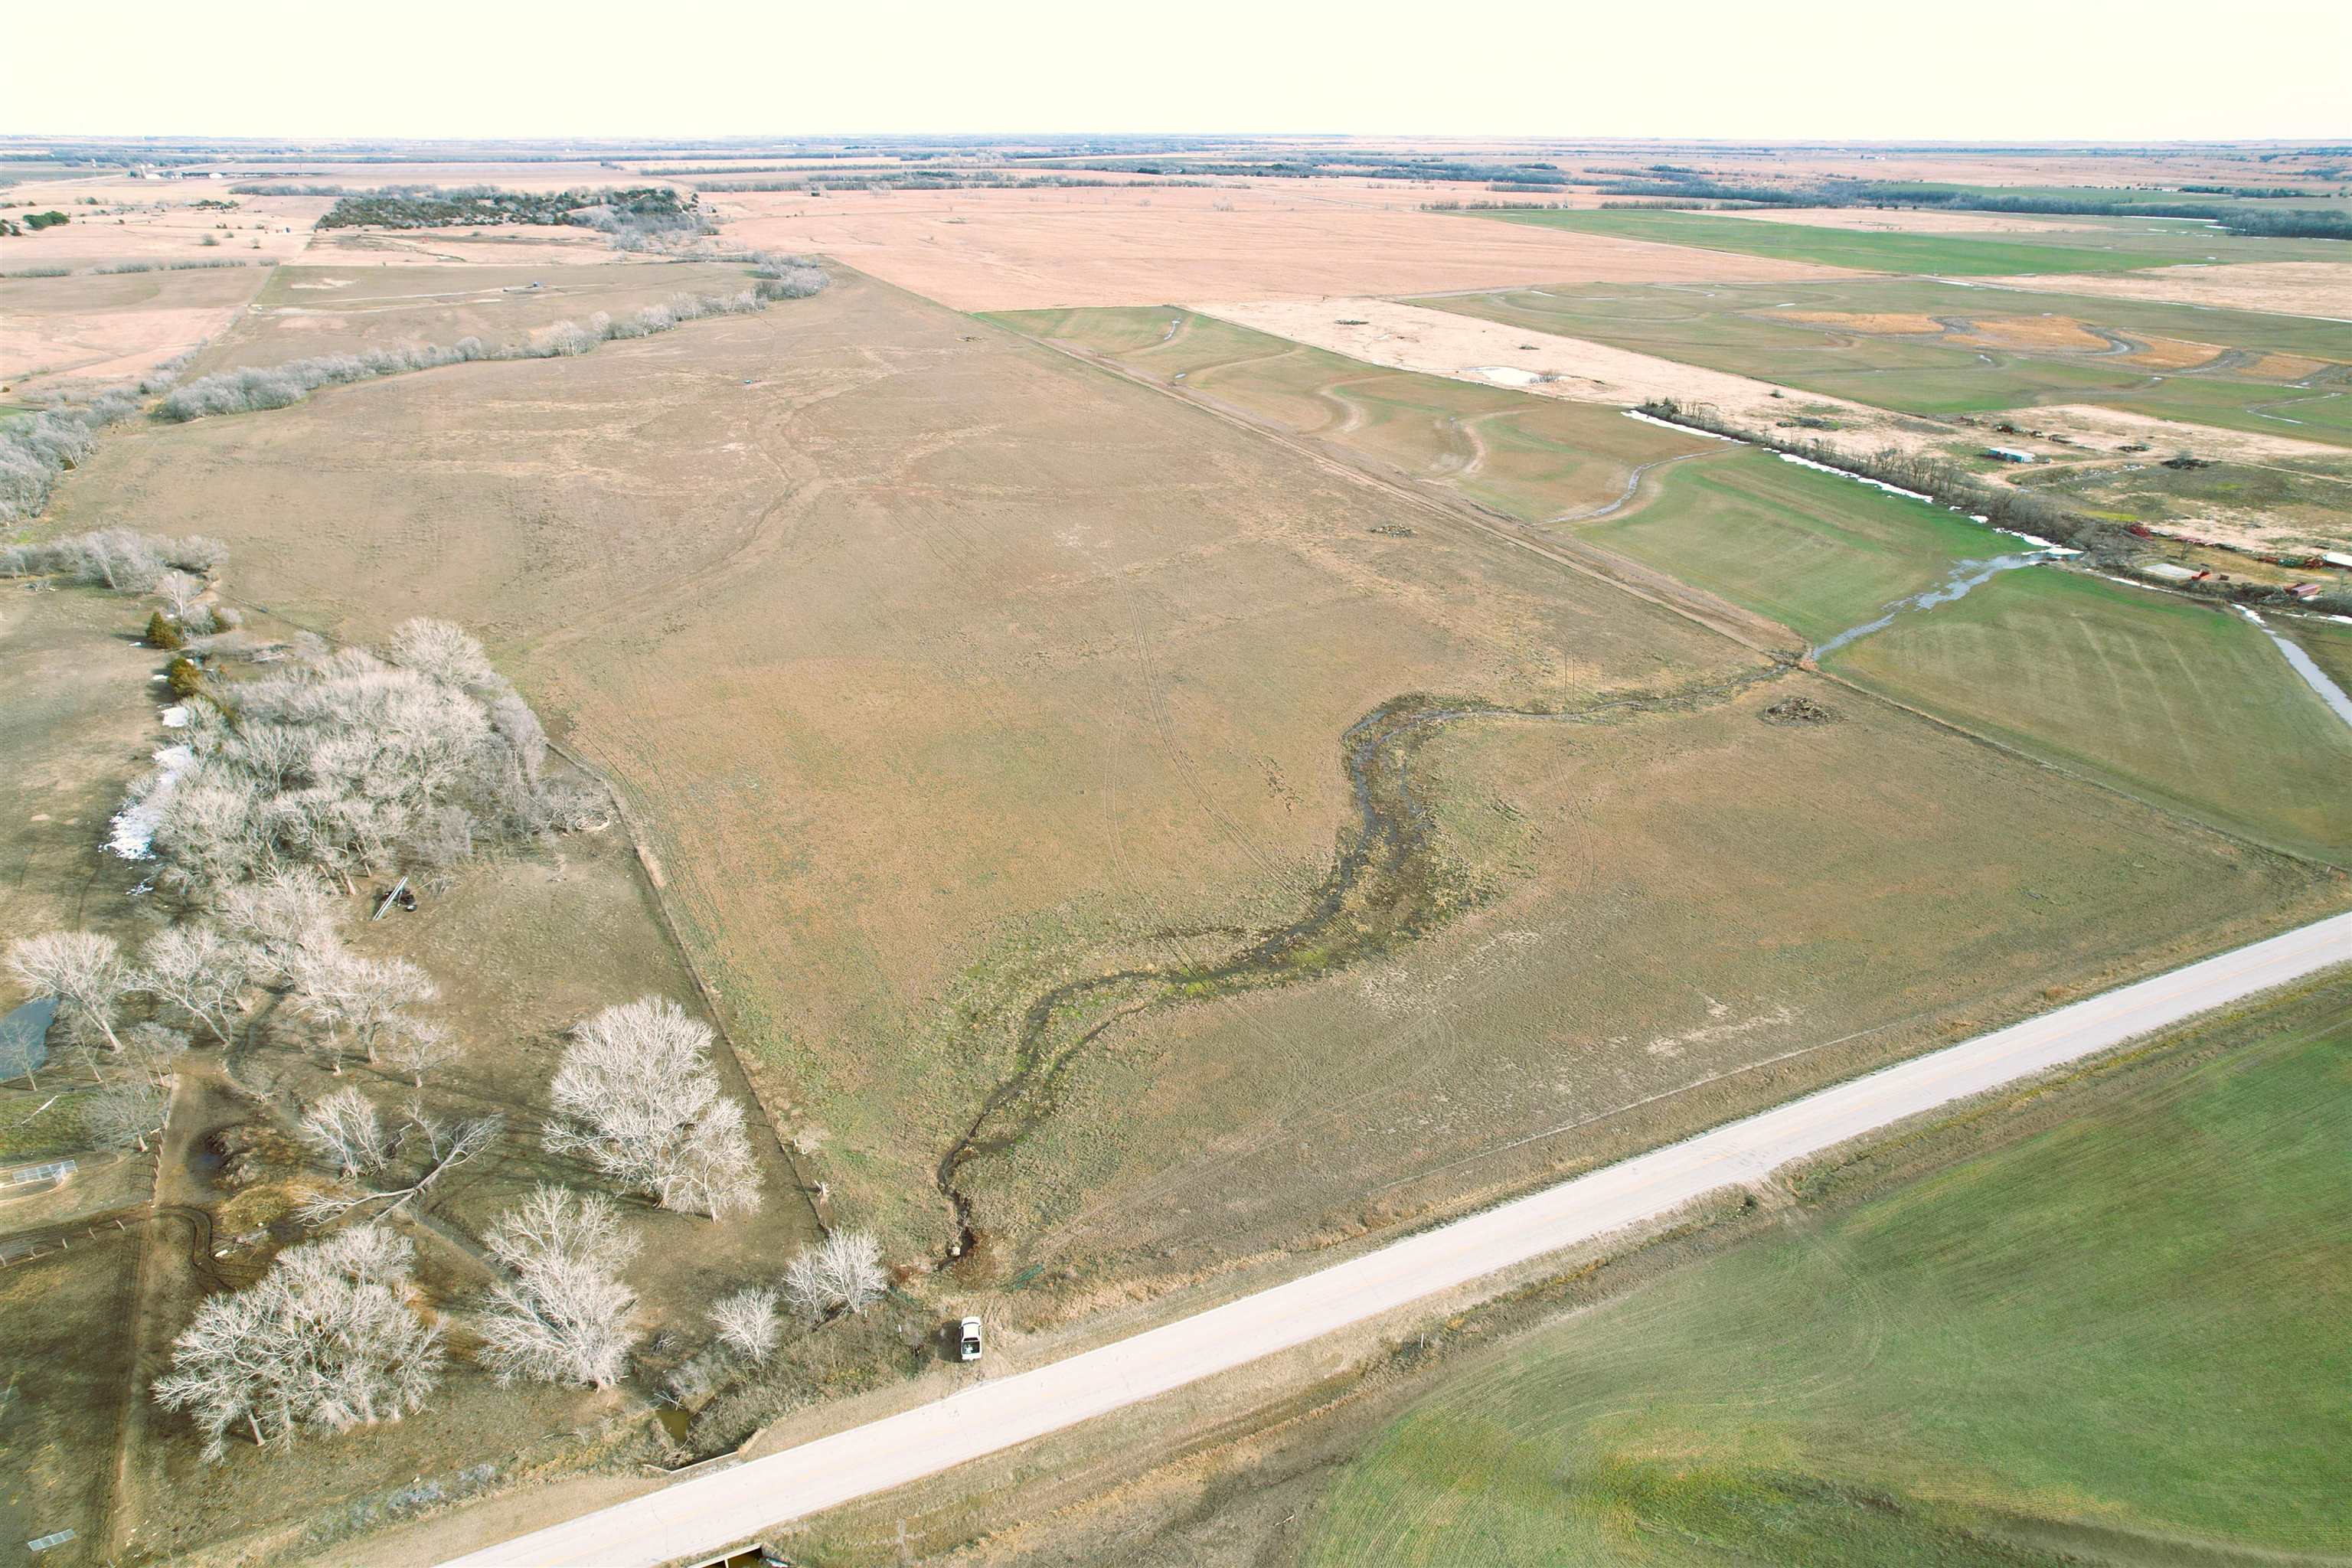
[5,0,2348,143]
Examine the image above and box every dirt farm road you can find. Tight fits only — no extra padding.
[447,911,2352,1567]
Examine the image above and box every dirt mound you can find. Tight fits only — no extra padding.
[1761,696,1840,727]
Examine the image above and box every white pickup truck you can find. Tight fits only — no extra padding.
[957,1316,984,1362]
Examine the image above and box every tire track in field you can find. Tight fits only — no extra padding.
[1546,446,1728,525]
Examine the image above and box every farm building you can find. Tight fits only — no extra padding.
[1984,446,2037,464]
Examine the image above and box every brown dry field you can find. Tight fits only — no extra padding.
[41,266,2344,1295]
[1989,261,2352,319]
[41,267,1747,1250]
[710,186,1854,310]
[0,190,327,273]
[1,264,270,388]
[297,226,685,267]
[992,675,2334,1280]
[192,259,763,373]
[0,1228,139,1560]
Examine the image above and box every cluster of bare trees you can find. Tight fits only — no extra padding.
[546,997,762,1219]
[0,525,226,590]
[144,619,576,898]
[748,253,828,299]
[0,350,200,523]
[156,271,825,423]
[153,1225,446,1461]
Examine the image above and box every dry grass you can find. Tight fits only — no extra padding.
[1194,296,1958,463]
[1,265,270,389]
[1774,309,1947,335]
[44,268,1752,1257]
[0,191,328,273]
[191,259,762,373]
[1987,262,2352,322]
[1961,313,2115,351]
[713,186,1853,311]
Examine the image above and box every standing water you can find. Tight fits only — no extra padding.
[2237,608,2352,730]
[1811,554,2051,660]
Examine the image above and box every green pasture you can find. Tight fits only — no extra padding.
[1475,206,2348,274]
[1583,447,2003,645]
[1307,985,2352,1566]
[1828,569,2352,860]
[1413,279,2352,443]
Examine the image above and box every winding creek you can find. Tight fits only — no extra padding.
[934,659,1796,1265]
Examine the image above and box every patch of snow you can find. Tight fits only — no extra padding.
[159,704,190,728]
[107,744,194,860]
[1622,410,1740,441]
[1468,364,1544,387]
[1773,450,1933,503]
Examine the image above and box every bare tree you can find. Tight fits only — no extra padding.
[386,618,497,691]
[296,1103,500,1223]
[85,1076,171,1153]
[299,1086,394,1178]
[475,1186,641,1389]
[384,1022,457,1088]
[153,1224,444,1460]
[136,923,250,1044]
[709,1285,782,1363]
[7,931,127,1051]
[289,948,437,1069]
[544,997,760,1220]
[780,1230,887,1320]
[156,570,204,618]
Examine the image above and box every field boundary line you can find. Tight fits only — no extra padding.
[542,734,833,1236]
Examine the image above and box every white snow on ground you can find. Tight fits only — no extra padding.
[1623,409,1740,440]
[107,743,194,860]
[159,704,190,728]
[1468,364,1544,387]
[1775,449,1934,503]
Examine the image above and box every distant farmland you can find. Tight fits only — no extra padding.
[1410,278,2352,444]
[1472,206,2352,275]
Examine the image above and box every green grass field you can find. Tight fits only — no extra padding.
[991,305,1710,522]
[1828,570,2352,861]
[2285,616,2352,696]
[1411,279,2352,442]
[1473,207,2344,275]
[1306,982,2352,1566]
[1584,447,2007,645]
[1567,451,2352,859]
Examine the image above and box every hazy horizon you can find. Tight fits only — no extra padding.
[6,0,2348,143]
